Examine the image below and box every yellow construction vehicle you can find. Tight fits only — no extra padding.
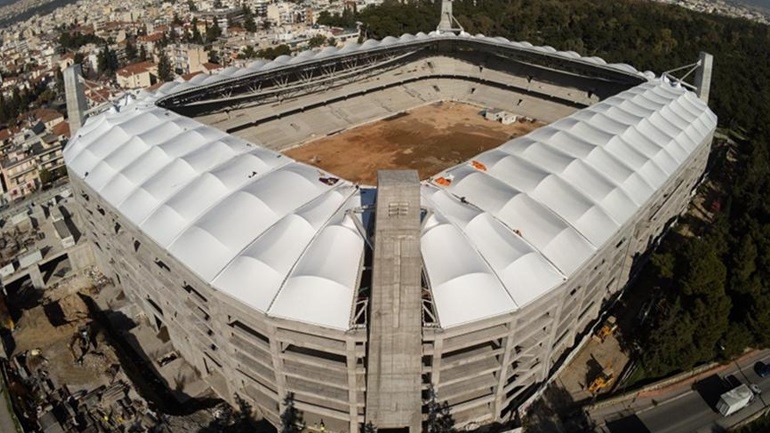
[594,316,618,342]
[588,362,615,394]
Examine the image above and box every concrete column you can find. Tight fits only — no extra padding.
[346,339,359,433]
[437,0,463,34]
[694,52,713,104]
[493,319,517,418]
[430,335,443,387]
[541,300,565,381]
[64,64,88,135]
[269,324,288,412]
[28,266,45,289]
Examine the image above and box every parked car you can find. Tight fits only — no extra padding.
[755,361,770,378]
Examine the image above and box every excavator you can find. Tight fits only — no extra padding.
[587,362,615,394]
[594,316,618,343]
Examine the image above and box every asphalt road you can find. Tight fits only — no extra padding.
[0,381,20,433]
[601,351,770,433]
[0,182,71,219]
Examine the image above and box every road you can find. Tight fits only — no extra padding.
[591,350,770,433]
[0,375,21,433]
[0,182,70,221]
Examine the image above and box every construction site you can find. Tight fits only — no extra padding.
[0,191,238,433]
[283,102,543,185]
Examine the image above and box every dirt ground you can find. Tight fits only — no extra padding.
[12,269,117,390]
[284,101,544,185]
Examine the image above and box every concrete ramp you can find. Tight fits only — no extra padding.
[365,170,423,433]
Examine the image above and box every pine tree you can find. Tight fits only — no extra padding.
[426,385,455,433]
[157,51,174,82]
[125,40,138,61]
[191,18,203,44]
[363,421,377,433]
[280,392,304,433]
[244,15,257,32]
[0,93,8,123]
[233,394,260,433]
[206,19,222,41]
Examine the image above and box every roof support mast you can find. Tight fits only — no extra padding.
[437,0,464,34]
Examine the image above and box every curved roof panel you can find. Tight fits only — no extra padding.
[427,82,717,308]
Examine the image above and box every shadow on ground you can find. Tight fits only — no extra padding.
[81,295,221,416]
[693,374,728,412]
[605,415,652,433]
[524,383,594,433]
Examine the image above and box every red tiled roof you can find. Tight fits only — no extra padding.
[0,128,13,142]
[201,62,223,71]
[116,61,155,77]
[181,71,204,80]
[32,108,64,124]
[52,121,71,138]
[138,33,163,43]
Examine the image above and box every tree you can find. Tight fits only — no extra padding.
[239,46,257,59]
[363,421,377,433]
[206,19,222,41]
[97,45,118,76]
[157,51,174,82]
[308,34,326,48]
[39,168,53,186]
[232,394,260,433]
[426,385,455,433]
[641,237,732,376]
[280,392,304,433]
[244,15,257,33]
[54,66,64,94]
[125,40,138,61]
[189,17,204,43]
[139,45,147,61]
[207,48,220,64]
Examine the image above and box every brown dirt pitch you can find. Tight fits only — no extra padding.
[283,101,544,185]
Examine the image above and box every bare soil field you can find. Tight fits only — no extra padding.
[284,101,545,185]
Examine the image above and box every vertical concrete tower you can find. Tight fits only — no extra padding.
[695,51,714,103]
[437,0,463,34]
[366,170,423,433]
[64,64,88,135]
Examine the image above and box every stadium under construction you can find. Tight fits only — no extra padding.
[62,4,717,432]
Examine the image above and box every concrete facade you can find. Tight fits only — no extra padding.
[66,42,715,433]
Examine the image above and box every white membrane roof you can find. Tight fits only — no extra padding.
[65,101,365,330]
[65,41,716,330]
[423,81,716,327]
